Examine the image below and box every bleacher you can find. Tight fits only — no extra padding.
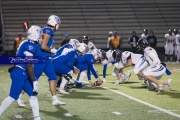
[0,0,180,51]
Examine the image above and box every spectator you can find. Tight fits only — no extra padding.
[141,29,149,39]
[14,33,25,54]
[107,31,113,50]
[147,31,157,49]
[109,31,121,50]
[61,33,70,46]
[128,31,139,53]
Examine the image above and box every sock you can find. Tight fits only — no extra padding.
[0,96,15,116]
[29,96,40,118]
[77,71,87,83]
[52,95,57,101]
[18,93,23,100]
[60,77,68,90]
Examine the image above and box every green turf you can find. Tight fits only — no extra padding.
[0,63,180,120]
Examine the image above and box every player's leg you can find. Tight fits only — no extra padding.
[0,68,25,116]
[74,70,87,88]
[143,64,170,91]
[164,45,169,62]
[59,70,73,94]
[17,90,26,106]
[23,79,41,120]
[169,46,174,62]
[177,45,180,62]
[44,62,65,105]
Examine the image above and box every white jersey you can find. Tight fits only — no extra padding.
[141,33,148,39]
[144,47,160,69]
[176,34,180,46]
[101,50,114,65]
[165,33,175,46]
[87,42,97,53]
[121,51,143,65]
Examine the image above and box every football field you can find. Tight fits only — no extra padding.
[0,63,180,120]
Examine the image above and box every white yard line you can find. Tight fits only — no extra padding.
[100,86,180,118]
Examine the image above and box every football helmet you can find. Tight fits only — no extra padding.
[27,25,42,42]
[92,49,102,60]
[82,36,89,41]
[137,38,149,50]
[112,49,122,61]
[69,39,80,50]
[47,15,61,31]
[77,43,89,55]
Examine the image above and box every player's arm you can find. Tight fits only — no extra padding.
[41,33,51,52]
[164,36,167,46]
[123,55,132,68]
[147,52,159,69]
[25,51,38,92]
[86,57,98,79]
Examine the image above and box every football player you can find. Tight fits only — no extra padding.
[137,38,172,92]
[164,29,176,62]
[53,39,80,88]
[0,26,42,120]
[82,36,97,53]
[52,48,80,94]
[33,15,65,105]
[141,29,149,39]
[74,48,103,87]
[175,30,180,62]
[113,47,150,85]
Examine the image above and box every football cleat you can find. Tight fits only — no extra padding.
[17,98,26,107]
[58,89,69,94]
[52,99,66,106]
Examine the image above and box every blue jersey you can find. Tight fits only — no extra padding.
[75,53,98,80]
[53,44,73,58]
[16,39,38,69]
[41,27,54,57]
[52,50,79,71]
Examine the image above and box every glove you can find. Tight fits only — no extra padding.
[50,47,57,54]
[32,78,39,92]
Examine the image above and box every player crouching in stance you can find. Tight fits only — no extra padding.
[137,38,172,92]
[74,46,103,87]
[52,42,80,94]
[0,26,42,120]
[112,51,130,84]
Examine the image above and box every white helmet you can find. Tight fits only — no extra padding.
[92,48,102,60]
[77,43,89,55]
[69,39,80,50]
[47,15,61,31]
[27,25,42,42]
